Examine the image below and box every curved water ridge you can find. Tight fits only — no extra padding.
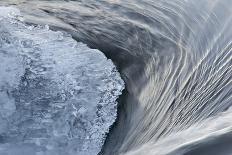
[0,0,231,155]
[0,7,124,155]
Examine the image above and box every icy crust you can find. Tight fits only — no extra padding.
[0,7,124,155]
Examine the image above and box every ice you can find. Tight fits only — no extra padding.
[0,7,124,155]
[0,6,21,19]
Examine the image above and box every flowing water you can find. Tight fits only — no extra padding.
[0,0,231,155]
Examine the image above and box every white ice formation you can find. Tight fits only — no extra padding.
[0,6,124,155]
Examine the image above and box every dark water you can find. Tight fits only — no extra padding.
[1,0,232,155]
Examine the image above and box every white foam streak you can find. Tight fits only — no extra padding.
[125,108,232,155]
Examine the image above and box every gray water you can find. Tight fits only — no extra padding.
[1,0,232,155]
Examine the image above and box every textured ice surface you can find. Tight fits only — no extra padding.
[0,7,124,155]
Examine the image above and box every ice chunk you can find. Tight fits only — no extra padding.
[0,7,124,155]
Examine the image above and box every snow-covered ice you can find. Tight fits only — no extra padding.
[0,7,124,155]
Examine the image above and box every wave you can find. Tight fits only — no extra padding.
[0,7,124,155]
[125,108,232,155]
[0,0,231,155]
